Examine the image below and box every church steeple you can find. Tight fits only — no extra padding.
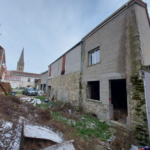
[17,48,24,72]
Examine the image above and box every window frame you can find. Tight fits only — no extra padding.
[88,47,100,66]
[28,78,30,82]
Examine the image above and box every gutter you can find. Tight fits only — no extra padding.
[80,41,83,73]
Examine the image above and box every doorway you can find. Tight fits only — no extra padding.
[48,86,51,97]
[110,79,127,124]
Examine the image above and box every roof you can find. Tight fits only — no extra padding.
[18,48,24,66]
[5,75,21,81]
[11,70,41,78]
[48,41,81,67]
[6,70,11,76]
[82,0,149,41]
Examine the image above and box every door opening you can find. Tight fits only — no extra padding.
[110,79,127,124]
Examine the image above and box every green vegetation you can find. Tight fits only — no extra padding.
[36,96,46,101]
[36,103,50,110]
[16,91,22,95]
[51,112,111,141]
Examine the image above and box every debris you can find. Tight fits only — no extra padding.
[38,90,44,96]
[44,99,49,103]
[130,145,138,150]
[23,125,63,143]
[34,99,41,106]
[41,140,75,150]
[49,104,53,108]
[8,117,24,150]
[49,94,54,101]
[68,109,71,114]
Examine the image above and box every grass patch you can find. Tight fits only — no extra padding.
[51,112,111,141]
[36,96,46,101]
[36,103,50,110]
[16,91,22,94]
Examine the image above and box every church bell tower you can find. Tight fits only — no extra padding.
[17,48,24,72]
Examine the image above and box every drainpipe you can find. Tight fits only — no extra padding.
[80,41,83,73]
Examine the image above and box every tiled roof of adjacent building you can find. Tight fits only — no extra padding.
[11,71,41,78]
[5,75,21,81]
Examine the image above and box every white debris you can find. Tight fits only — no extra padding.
[38,90,44,96]
[23,125,63,143]
[41,140,75,150]
[20,97,41,106]
[130,145,138,150]
[0,120,13,131]
[8,116,24,150]
[33,99,41,106]
[68,110,71,114]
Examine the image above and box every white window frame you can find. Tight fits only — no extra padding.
[89,48,100,66]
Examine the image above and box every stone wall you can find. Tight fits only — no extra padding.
[47,71,80,107]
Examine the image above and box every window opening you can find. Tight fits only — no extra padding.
[61,54,66,75]
[87,81,100,100]
[89,48,100,66]
[49,66,51,76]
[28,78,30,82]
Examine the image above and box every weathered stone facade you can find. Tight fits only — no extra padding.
[48,71,80,106]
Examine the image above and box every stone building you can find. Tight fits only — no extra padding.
[3,48,41,88]
[40,70,48,93]
[47,0,150,139]
[4,70,41,88]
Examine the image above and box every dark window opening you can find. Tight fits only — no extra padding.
[48,86,51,97]
[49,66,51,76]
[87,81,100,100]
[61,54,66,75]
[110,79,127,121]
[28,78,30,82]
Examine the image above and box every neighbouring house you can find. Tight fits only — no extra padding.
[40,70,48,93]
[47,0,150,142]
[4,70,41,88]
[0,46,6,80]
[34,79,41,91]
[3,48,41,88]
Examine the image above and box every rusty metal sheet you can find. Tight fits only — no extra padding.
[23,125,63,143]
[41,140,75,150]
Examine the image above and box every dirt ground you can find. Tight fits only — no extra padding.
[0,95,137,150]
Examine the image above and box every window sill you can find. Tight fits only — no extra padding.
[86,98,102,103]
[87,62,101,67]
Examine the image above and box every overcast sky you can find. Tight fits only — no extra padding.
[0,0,150,73]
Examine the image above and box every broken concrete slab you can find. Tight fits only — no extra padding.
[8,116,24,150]
[23,125,63,143]
[41,140,75,150]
